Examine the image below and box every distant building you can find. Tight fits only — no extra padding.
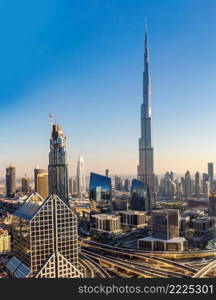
[114,176,123,191]
[69,178,73,195]
[21,175,30,195]
[91,214,121,236]
[34,167,47,192]
[209,193,216,217]
[184,170,192,199]
[105,169,109,177]
[118,210,146,228]
[138,209,187,251]
[204,181,210,197]
[6,165,16,198]
[208,163,214,191]
[192,217,214,237]
[89,172,112,213]
[6,193,86,278]
[72,179,77,194]
[130,179,151,211]
[76,156,86,196]
[195,171,201,197]
[37,173,48,199]
[124,179,130,192]
[112,191,129,211]
[0,228,11,254]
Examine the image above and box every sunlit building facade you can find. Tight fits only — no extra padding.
[6,193,86,278]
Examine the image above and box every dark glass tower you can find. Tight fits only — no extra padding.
[130,179,151,211]
[48,124,68,202]
[89,172,112,213]
[6,165,16,198]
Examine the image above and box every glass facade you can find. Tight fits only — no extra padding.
[130,179,151,211]
[6,193,86,278]
[152,209,179,240]
[89,172,112,213]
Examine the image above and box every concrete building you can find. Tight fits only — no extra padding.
[0,228,11,254]
[21,175,30,195]
[91,214,121,236]
[138,209,187,251]
[37,172,48,199]
[34,167,47,192]
[118,210,146,228]
[192,217,215,237]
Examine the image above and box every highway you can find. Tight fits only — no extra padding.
[193,259,216,278]
[80,253,112,278]
[80,239,197,276]
[79,238,216,278]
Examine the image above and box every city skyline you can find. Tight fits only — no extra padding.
[2,0,216,177]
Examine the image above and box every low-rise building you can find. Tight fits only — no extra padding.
[117,210,146,228]
[91,214,121,236]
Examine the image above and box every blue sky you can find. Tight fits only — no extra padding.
[1,0,216,177]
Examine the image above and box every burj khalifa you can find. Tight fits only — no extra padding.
[137,30,156,205]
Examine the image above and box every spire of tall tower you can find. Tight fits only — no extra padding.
[143,22,151,118]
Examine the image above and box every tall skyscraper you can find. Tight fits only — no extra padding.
[6,165,16,198]
[137,29,156,205]
[69,178,73,195]
[34,167,47,192]
[21,175,30,195]
[195,171,201,197]
[184,170,192,199]
[48,124,68,202]
[76,156,86,196]
[208,163,214,191]
[6,193,86,278]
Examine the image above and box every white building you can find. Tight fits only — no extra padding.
[77,156,86,196]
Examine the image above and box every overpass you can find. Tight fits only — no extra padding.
[193,259,216,278]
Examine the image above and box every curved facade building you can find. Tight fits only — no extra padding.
[89,172,112,213]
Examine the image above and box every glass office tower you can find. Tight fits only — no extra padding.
[6,193,86,278]
[89,172,112,213]
[130,179,151,211]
